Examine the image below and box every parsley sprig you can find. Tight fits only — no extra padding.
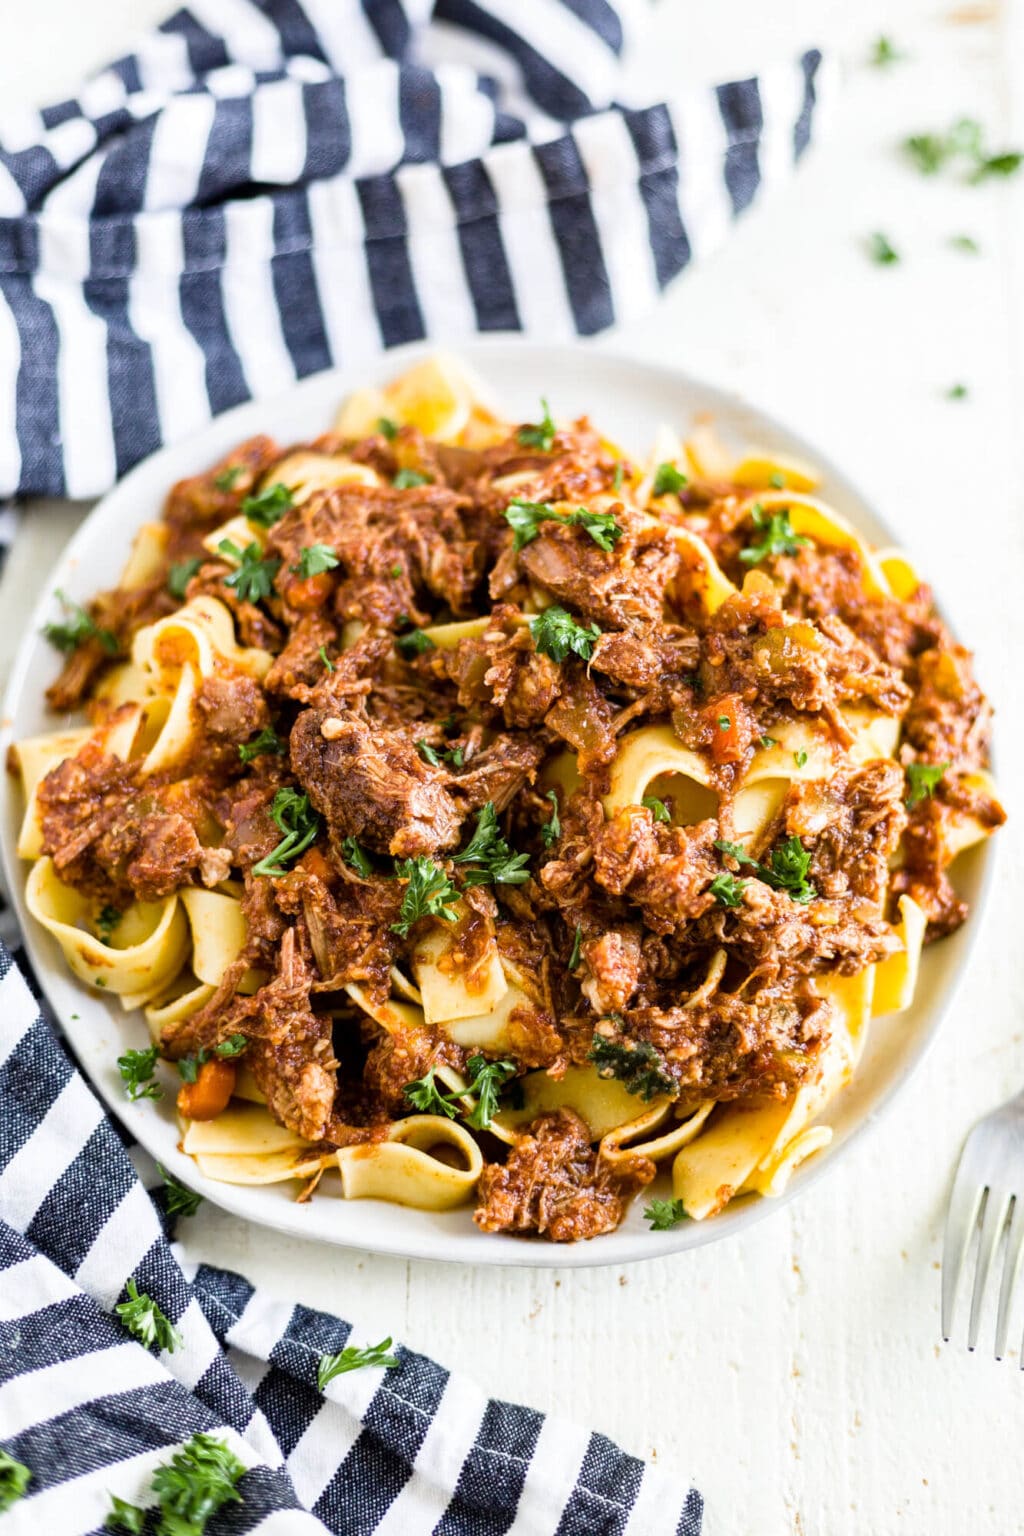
[644,1197,688,1230]
[530,605,601,664]
[504,498,623,553]
[242,481,293,527]
[739,505,811,566]
[642,795,670,824]
[158,1164,203,1219]
[541,789,561,847]
[106,1433,247,1535]
[709,871,746,908]
[714,835,816,904]
[318,1337,400,1390]
[517,397,556,451]
[43,589,118,655]
[252,788,320,877]
[239,726,286,764]
[219,540,281,603]
[291,543,340,578]
[588,1031,674,1101]
[652,462,688,497]
[0,1449,31,1513]
[905,760,949,809]
[451,802,530,887]
[404,1054,518,1130]
[391,857,459,935]
[115,1278,182,1354]
[178,1034,247,1084]
[118,1046,163,1102]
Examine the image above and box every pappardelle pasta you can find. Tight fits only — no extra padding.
[14,355,1004,1241]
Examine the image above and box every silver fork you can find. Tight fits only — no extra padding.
[942,1090,1024,1360]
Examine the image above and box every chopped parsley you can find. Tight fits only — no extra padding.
[252,787,320,877]
[292,543,340,578]
[390,563,404,578]
[652,461,688,497]
[709,871,746,908]
[905,133,951,175]
[451,802,530,887]
[972,151,1023,181]
[318,644,334,672]
[214,465,243,492]
[167,556,203,600]
[463,1054,518,1130]
[717,714,731,731]
[377,415,399,440]
[318,1338,400,1390]
[158,1164,203,1219]
[219,540,281,603]
[868,231,900,265]
[395,628,434,658]
[147,1434,246,1534]
[115,1278,182,1354]
[904,118,1022,183]
[96,904,122,940]
[644,1197,688,1230]
[612,462,624,492]
[794,749,809,768]
[517,397,556,451]
[342,835,373,877]
[949,233,980,254]
[530,605,601,664]
[504,498,623,553]
[759,734,778,750]
[0,1449,31,1513]
[642,795,670,824]
[769,471,786,489]
[416,738,442,767]
[947,383,969,400]
[393,468,431,489]
[404,1065,458,1117]
[541,789,561,847]
[739,504,811,566]
[391,857,459,935]
[905,760,949,809]
[43,590,118,655]
[241,481,293,527]
[715,835,817,904]
[117,1046,163,1102]
[568,924,583,971]
[588,1032,674,1101]
[238,726,285,764]
[177,1034,247,1085]
[869,35,906,67]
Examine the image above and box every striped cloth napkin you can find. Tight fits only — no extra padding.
[0,0,828,499]
[0,941,703,1534]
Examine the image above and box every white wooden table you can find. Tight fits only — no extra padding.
[4,3,1023,1531]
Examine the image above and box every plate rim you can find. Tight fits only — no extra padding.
[0,334,995,1269]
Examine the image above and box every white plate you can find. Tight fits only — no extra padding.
[0,338,992,1269]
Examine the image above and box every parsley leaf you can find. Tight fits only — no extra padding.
[149,1433,246,1533]
[105,1493,146,1532]
[905,760,949,809]
[43,589,118,655]
[759,734,778,749]
[949,233,980,254]
[252,787,320,877]
[318,1338,400,1390]
[946,382,969,400]
[463,1054,518,1130]
[588,1032,674,1101]
[971,151,1023,182]
[451,802,530,887]
[177,1035,247,1085]
[530,605,601,664]
[318,644,334,672]
[905,134,949,175]
[97,904,122,940]
[642,795,670,823]
[239,726,285,764]
[118,1046,163,1102]
[869,35,906,67]
[393,468,431,489]
[214,465,243,492]
[292,543,340,577]
[242,481,293,527]
[652,462,688,497]
[0,1449,31,1513]
[644,1197,688,1230]
[568,923,583,971]
[404,1066,458,1118]
[167,556,203,600]
[116,1278,182,1354]
[717,715,731,731]
[794,749,809,768]
[219,540,281,603]
[342,836,373,877]
[158,1164,203,1219]
[377,416,399,440]
[709,871,746,908]
[715,835,817,904]
[868,231,900,264]
[517,398,556,451]
[739,504,812,566]
[612,462,624,492]
[503,498,623,553]
[416,738,442,767]
[391,857,459,935]
[541,789,561,847]
[395,628,435,658]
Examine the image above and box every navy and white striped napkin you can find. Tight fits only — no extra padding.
[0,0,829,500]
[0,941,703,1534]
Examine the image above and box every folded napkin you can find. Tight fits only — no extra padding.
[0,0,828,499]
[0,940,704,1534]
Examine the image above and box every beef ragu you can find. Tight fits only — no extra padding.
[17,358,1004,1242]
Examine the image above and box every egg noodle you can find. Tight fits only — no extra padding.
[15,355,1004,1241]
